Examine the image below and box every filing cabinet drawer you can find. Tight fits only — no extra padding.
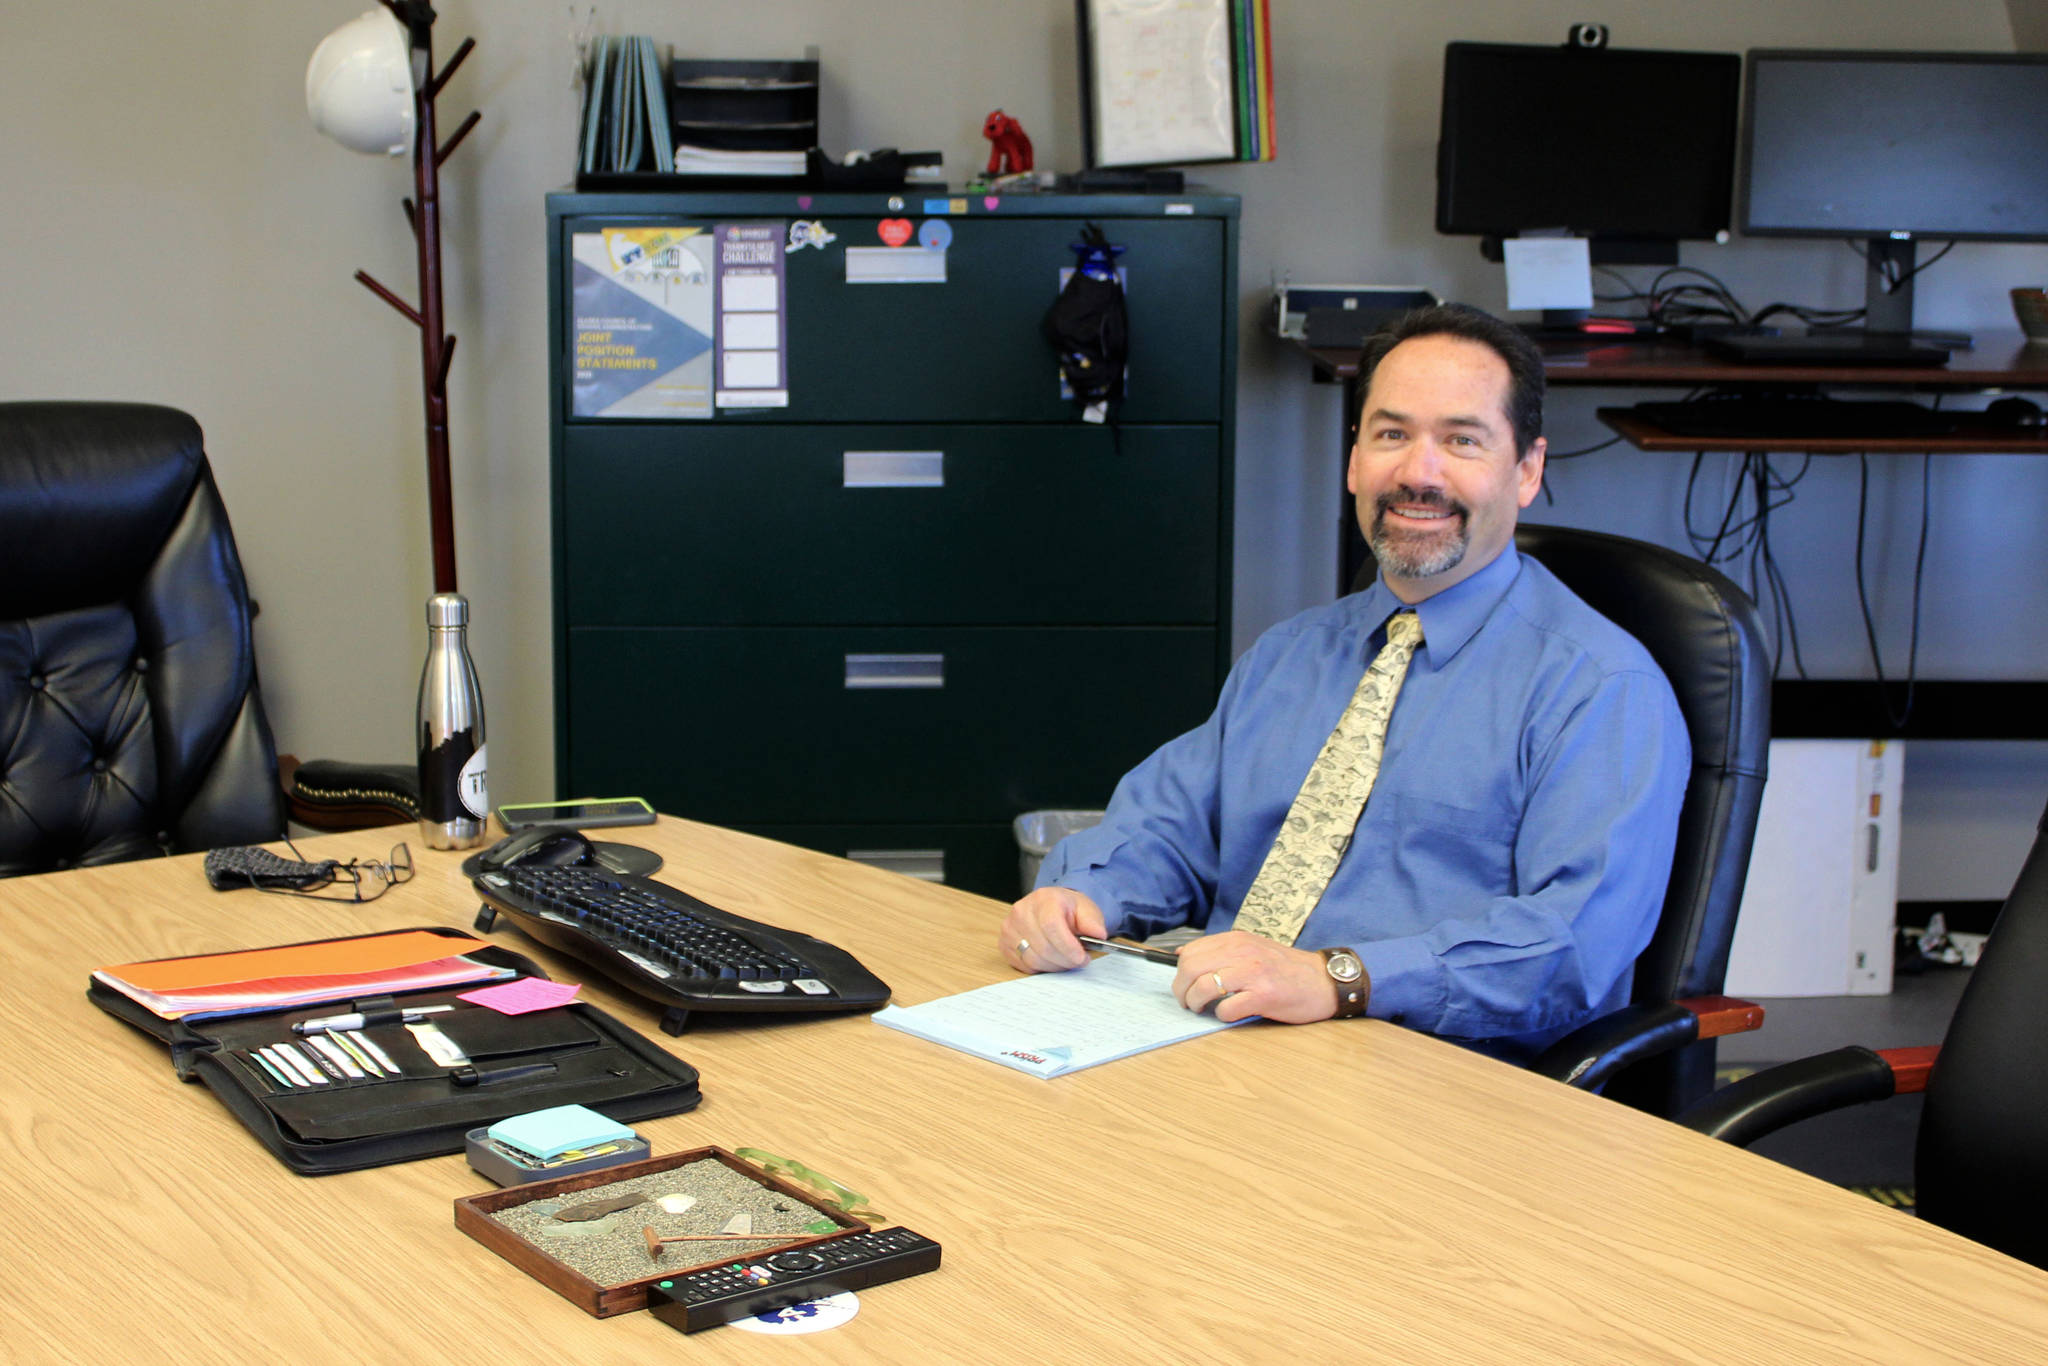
[564,625,1218,824]
[738,823,1022,902]
[562,424,1221,625]
[559,212,1227,424]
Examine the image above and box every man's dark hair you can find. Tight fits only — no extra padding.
[1356,304,1545,457]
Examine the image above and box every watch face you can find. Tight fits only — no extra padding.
[1326,950,1363,984]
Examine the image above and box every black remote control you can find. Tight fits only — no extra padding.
[644,1226,941,1333]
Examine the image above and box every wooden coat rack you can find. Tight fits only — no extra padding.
[352,0,480,594]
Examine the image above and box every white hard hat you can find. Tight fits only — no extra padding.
[306,9,416,157]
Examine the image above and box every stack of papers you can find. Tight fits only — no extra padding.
[670,144,808,177]
[93,930,514,1020]
[874,953,1248,1078]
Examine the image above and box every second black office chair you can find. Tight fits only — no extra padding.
[1682,798,2048,1271]
[0,402,287,875]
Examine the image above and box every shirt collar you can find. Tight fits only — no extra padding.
[1360,544,1523,667]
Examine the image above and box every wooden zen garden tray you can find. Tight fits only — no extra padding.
[454,1145,869,1316]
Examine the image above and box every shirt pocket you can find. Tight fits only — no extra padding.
[1382,792,1519,895]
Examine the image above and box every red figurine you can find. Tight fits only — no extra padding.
[982,110,1034,176]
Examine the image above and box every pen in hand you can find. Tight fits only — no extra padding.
[1076,935,1181,966]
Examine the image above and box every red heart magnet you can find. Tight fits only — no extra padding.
[878,218,914,247]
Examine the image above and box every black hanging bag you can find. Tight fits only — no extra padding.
[1041,223,1129,414]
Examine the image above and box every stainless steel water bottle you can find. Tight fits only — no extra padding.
[417,592,487,849]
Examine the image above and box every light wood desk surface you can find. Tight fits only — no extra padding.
[7,819,2048,1363]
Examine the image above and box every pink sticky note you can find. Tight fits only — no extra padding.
[459,977,583,1015]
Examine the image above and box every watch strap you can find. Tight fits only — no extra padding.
[1320,948,1369,1018]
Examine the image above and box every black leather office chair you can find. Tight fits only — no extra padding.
[1515,525,1773,1116]
[0,402,287,875]
[1352,522,1774,1116]
[1681,798,2048,1270]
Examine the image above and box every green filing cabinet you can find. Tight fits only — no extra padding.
[547,190,1238,898]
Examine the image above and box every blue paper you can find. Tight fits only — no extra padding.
[874,953,1249,1077]
[486,1104,636,1162]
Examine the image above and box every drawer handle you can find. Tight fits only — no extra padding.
[844,653,945,689]
[846,848,947,882]
[843,450,944,488]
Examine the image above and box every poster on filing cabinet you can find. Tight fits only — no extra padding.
[569,228,716,418]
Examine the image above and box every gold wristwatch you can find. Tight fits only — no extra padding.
[1320,947,1368,1018]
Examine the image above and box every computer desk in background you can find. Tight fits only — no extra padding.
[8,817,2048,1363]
[1295,329,2048,742]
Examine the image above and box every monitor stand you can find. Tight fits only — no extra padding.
[1785,237,1971,352]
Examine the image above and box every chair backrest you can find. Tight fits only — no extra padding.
[1915,800,2048,1268]
[1350,523,1772,1111]
[0,402,285,875]
[1513,525,1772,993]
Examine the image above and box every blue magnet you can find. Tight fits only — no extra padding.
[918,219,953,250]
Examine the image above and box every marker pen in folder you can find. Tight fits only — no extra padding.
[294,1004,453,1035]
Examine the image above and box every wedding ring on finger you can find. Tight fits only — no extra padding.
[1017,938,1031,957]
[1211,972,1228,999]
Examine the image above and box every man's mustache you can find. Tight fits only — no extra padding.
[1373,486,1469,522]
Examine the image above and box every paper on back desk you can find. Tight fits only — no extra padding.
[873,952,1249,1078]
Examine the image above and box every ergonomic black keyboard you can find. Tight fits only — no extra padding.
[472,865,890,1034]
[1628,397,1961,441]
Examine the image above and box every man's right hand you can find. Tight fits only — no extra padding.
[999,886,1107,973]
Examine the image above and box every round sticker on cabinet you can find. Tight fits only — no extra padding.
[918,219,953,250]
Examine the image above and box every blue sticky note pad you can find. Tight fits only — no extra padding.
[486,1104,636,1162]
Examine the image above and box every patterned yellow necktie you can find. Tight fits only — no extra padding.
[1232,611,1424,945]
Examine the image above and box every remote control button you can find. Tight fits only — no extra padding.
[766,1250,827,1272]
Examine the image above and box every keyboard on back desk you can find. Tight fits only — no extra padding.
[1628,397,1961,441]
[472,865,890,1034]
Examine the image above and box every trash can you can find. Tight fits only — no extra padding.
[1012,809,1106,897]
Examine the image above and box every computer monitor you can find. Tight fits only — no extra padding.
[1435,41,1742,266]
[1742,49,2048,341]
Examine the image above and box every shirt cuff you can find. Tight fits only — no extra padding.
[1350,935,1446,1027]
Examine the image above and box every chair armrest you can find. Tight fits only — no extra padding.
[278,754,421,831]
[1678,1044,1940,1147]
[1530,994,1766,1090]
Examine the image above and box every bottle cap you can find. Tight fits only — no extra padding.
[425,592,469,628]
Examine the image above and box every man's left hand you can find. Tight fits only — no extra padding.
[1170,931,1350,1024]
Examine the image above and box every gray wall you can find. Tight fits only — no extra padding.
[4,1,2043,900]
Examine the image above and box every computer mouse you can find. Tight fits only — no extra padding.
[477,827,597,872]
[1984,396,2045,427]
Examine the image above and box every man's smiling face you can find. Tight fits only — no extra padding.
[1347,333,1546,603]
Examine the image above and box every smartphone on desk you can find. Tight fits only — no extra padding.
[496,797,656,831]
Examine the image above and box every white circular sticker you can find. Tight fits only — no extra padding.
[725,1291,860,1335]
[458,743,488,818]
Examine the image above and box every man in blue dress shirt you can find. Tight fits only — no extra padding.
[1000,304,1690,1061]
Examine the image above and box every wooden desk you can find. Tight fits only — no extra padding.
[9,822,2048,1362]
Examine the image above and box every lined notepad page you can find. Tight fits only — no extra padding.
[874,953,1248,1078]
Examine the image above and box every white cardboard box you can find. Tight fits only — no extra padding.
[1724,739,1902,997]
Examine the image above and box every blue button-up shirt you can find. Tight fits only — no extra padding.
[1041,547,1690,1061]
